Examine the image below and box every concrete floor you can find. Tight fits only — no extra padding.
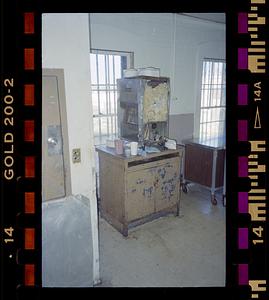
[42,184,225,287]
[42,195,93,287]
[98,184,225,287]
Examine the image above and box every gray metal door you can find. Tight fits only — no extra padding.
[42,70,71,201]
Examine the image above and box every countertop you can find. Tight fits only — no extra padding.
[95,145,181,162]
[182,137,226,150]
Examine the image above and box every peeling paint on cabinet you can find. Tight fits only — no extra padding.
[96,145,182,236]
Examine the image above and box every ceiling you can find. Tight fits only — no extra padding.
[180,13,226,24]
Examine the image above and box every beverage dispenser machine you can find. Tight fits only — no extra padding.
[117,76,170,147]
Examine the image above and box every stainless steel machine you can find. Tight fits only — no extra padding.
[117,76,170,147]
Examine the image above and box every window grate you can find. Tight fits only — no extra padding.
[199,59,226,143]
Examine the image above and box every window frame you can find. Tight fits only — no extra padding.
[195,57,226,143]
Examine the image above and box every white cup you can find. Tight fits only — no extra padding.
[130,142,138,155]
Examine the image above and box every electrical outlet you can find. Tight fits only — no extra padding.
[72,148,81,163]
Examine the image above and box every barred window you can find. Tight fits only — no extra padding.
[90,49,133,145]
[199,59,226,143]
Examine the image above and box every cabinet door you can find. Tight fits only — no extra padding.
[184,144,213,187]
[154,157,180,212]
[126,168,155,222]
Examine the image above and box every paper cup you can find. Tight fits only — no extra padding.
[130,142,138,155]
[115,139,124,155]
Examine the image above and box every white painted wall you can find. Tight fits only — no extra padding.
[42,13,100,285]
[42,13,94,196]
[90,13,225,116]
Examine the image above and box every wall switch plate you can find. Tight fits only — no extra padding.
[72,148,81,163]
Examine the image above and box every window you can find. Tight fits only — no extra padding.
[90,49,133,145]
[199,59,226,143]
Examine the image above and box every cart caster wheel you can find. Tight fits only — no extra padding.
[211,196,217,205]
[182,184,188,194]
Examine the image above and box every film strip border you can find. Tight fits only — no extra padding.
[1,0,41,297]
[237,0,267,299]
[20,10,39,290]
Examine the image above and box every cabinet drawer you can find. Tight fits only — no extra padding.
[127,156,180,173]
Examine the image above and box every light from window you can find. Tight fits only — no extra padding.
[199,59,226,144]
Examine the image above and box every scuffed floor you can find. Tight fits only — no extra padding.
[42,185,225,287]
[98,184,225,287]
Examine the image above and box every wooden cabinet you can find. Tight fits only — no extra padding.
[182,138,225,205]
[96,146,182,236]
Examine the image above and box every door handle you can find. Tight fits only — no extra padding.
[48,137,58,145]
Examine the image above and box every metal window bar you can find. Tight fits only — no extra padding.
[209,61,214,109]
[96,54,101,141]
[113,55,116,135]
[108,56,112,134]
[108,57,111,135]
[105,54,109,136]
[201,61,206,108]
[221,63,226,138]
